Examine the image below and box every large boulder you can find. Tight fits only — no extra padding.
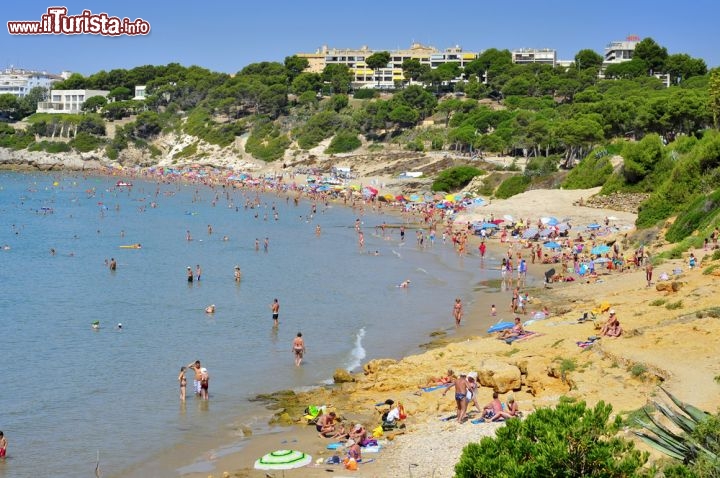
[333,368,355,383]
[477,359,522,393]
[363,358,397,375]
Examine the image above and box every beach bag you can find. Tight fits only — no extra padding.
[343,457,358,470]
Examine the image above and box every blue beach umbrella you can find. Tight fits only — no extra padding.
[587,223,602,230]
[591,245,611,255]
[479,222,498,229]
[543,241,561,249]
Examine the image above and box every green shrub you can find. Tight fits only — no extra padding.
[455,399,648,478]
[649,299,667,307]
[431,137,444,150]
[630,363,647,378]
[105,145,119,160]
[406,139,424,152]
[70,132,104,152]
[0,124,34,150]
[494,174,530,199]
[666,300,684,310]
[562,149,614,189]
[174,142,197,159]
[353,89,377,99]
[664,190,720,243]
[245,120,291,162]
[325,130,361,153]
[431,166,483,192]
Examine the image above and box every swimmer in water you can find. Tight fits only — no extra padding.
[205,305,215,314]
[398,280,411,288]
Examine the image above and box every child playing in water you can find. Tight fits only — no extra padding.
[491,304,497,316]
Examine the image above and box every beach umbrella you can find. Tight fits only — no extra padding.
[444,194,456,203]
[543,241,561,249]
[503,214,514,222]
[410,194,422,202]
[587,223,602,230]
[491,219,505,225]
[556,222,571,232]
[472,197,486,206]
[591,245,611,255]
[539,229,553,238]
[479,222,498,229]
[384,193,395,202]
[522,228,539,239]
[254,449,312,471]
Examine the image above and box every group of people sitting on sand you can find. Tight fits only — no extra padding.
[443,371,521,423]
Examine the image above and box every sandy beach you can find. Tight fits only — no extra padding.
[161,178,720,478]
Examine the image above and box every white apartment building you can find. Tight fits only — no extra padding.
[511,48,557,67]
[0,67,61,98]
[37,89,110,114]
[603,36,640,65]
[133,85,147,100]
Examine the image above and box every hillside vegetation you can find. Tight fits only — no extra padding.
[2,38,720,243]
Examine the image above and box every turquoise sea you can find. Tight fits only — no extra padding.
[0,172,502,477]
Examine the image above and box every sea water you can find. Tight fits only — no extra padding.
[0,172,498,477]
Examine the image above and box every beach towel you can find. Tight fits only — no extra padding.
[363,445,382,453]
[327,442,344,450]
[501,331,542,344]
[421,383,452,392]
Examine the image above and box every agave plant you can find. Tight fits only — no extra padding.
[633,386,715,465]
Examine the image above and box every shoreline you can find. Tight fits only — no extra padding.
[8,167,700,478]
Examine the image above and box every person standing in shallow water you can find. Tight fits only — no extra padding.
[292,332,305,367]
[187,266,194,283]
[270,298,280,327]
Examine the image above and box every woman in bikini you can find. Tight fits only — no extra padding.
[178,366,187,401]
[453,298,463,326]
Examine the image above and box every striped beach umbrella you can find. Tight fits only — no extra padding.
[254,449,312,471]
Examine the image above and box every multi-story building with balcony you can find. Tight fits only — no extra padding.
[511,48,557,67]
[297,43,479,89]
[0,67,62,98]
[603,35,641,65]
[36,89,109,114]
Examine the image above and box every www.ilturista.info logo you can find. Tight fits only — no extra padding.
[7,7,150,36]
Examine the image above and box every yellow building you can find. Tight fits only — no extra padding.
[296,43,479,89]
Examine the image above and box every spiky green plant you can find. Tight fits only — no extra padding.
[633,387,714,465]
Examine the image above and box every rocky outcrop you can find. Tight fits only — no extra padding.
[581,192,651,213]
[477,358,522,393]
[333,368,355,383]
[0,147,105,170]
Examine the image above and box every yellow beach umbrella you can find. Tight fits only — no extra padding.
[445,194,456,202]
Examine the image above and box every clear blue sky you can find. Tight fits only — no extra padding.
[3,0,719,75]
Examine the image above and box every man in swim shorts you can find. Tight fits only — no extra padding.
[270,298,279,327]
[442,372,469,423]
[187,360,202,396]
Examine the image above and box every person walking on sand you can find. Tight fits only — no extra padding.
[270,298,280,327]
[178,366,187,401]
[645,261,653,287]
[443,372,469,423]
[453,298,463,326]
[292,332,306,367]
